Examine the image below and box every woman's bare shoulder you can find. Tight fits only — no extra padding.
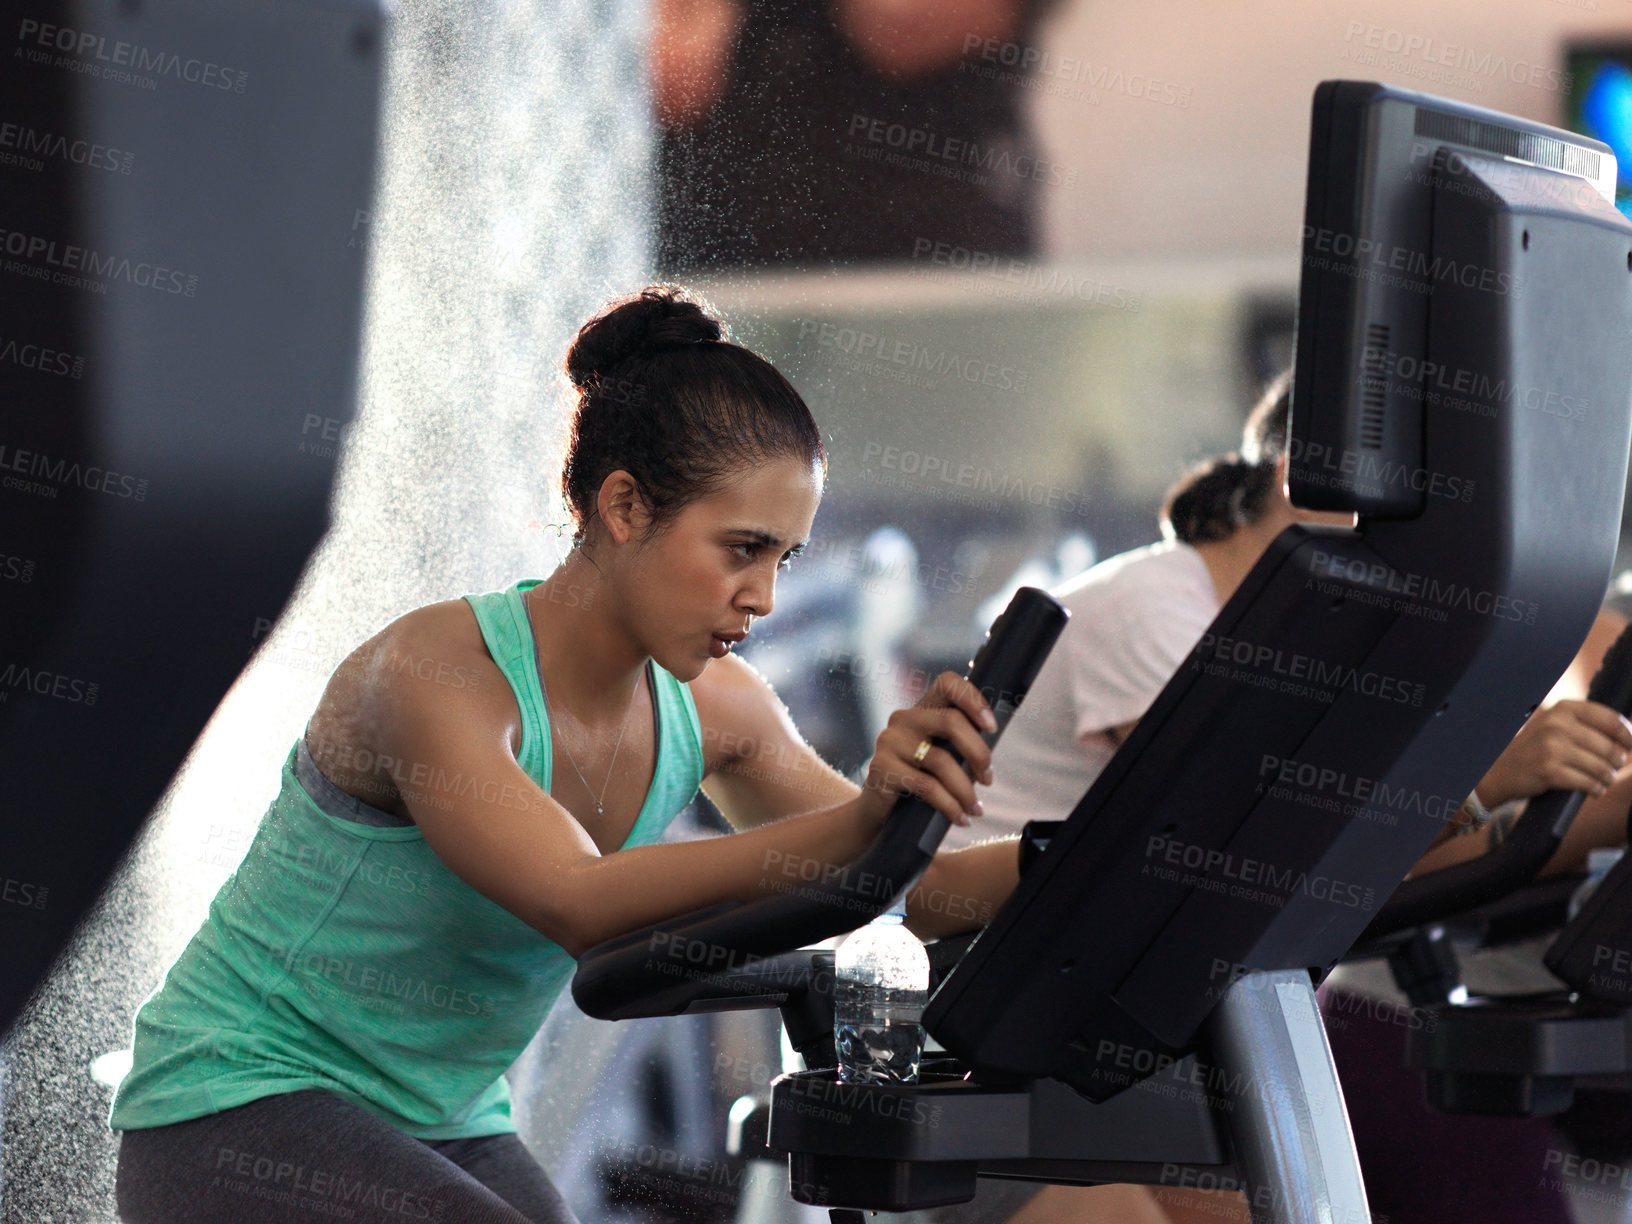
[685,650,756,715]
[303,599,521,812]
[328,599,499,699]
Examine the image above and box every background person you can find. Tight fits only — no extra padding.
[651,0,1065,270]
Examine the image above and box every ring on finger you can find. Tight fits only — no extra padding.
[912,738,932,766]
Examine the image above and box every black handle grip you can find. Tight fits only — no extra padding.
[875,585,1078,862]
[1361,617,1632,941]
[570,587,1070,1020]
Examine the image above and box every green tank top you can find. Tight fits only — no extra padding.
[108,579,705,1139]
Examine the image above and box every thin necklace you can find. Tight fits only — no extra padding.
[553,680,640,820]
[528,585,641,820]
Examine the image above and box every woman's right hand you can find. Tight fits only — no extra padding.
[854,670,998,832]
[1477,698,1632,808]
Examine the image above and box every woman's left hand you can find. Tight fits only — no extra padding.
[855,670,998,831]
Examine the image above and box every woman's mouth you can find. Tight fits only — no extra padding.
[709,631,746,658]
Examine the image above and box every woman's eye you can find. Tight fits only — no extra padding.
[730,542,798,568]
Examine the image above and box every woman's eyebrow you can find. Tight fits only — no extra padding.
[727,528,808,551]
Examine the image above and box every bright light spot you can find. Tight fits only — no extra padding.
[90,1048,134,1090]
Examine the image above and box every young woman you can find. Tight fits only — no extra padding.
[108,287,1021,1224]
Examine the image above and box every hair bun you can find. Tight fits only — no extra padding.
[565,286,722,390]
[1161,454,1273,545]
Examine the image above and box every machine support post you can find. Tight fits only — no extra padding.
[1207,970,1370,1224]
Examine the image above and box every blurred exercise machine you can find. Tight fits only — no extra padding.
[0,0,384,1034]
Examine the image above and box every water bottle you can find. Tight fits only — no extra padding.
[833,894,930,1084]
[1568,847,1626,921]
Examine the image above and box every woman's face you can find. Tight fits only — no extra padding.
[618,455,824,681]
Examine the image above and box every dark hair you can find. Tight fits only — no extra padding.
[560,286,827,547]
[1160,369,1292,545]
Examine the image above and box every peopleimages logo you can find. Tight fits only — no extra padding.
[1342,23,1570,94]
[15,19,248,92]
[801,526,983,593]
[796,319,1029,393]
[1406,144,1605,213]
[1092,1038,1316,1119]
[859,441,1090,518]
[1285,436,1474,504]
[272,946,494,1018]
[0,120,133,173]
[0,225,198,296]
[958,36,1193,108]
[1359,349,1588,422]
[1192,631,1428,707]
[1143,833,1376,912]
[0,659,98,704]
[1257,753,1463,823]
[846,113,1078,188]
[0,334,83,378]
[1303,224,1521,299]
[783,1072,942,1128]
[1307,550,1540,625]
[908,238,1143,310]
[2,875,48,909]
[1542,1148,1632,1197]
[213,1146,444,1220]
[0,442,148,501]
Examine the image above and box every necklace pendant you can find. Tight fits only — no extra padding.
[595,801,604,819]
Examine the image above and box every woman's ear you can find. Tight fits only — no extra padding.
[595,470,651,545]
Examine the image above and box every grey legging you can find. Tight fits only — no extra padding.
[114,1088,580,1224]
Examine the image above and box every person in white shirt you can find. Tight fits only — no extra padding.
[940,371,1347,853]
[939,538,1218,848]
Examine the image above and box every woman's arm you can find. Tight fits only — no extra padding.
[691,653,1025,937]
[690,652,863,828]
[1410,697,1632,877]
[1411,762,1632,879]
[905,837,1022,940]
[376,623,998,958]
